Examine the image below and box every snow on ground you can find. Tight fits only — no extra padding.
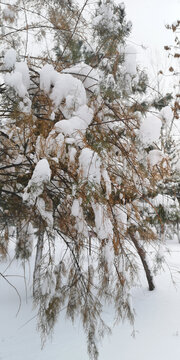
[1,240,180,360]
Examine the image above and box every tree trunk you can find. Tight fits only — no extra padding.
[129,230,155,291]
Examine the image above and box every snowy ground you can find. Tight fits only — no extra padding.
[1,241,180,360]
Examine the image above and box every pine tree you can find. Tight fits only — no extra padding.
[0,1,172,358]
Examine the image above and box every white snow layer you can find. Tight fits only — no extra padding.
[62,62,99,92]
[75,105,94,126]
[30,158,51,183]
[23,158,51,205]
[153,194,179,208]
[54,117,86,137]
[147,149,164,166]
[53,105,93,144]
[5,61,30,98]
[71,198,81,217]
[15,62,30,89]
[5,72,26,98]
[139,114,162,145]
[68,147,77,164]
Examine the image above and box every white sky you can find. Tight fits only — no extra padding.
[122,0,180,67]
[124,0,179,48]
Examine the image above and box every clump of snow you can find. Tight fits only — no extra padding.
[29,159,51,184]
[51,75,86,110]
[23,159,51,205]
[153,194,179,208]
[5,72,27,98]
[39,64,65,95]
[75,105,94,126]
[65,138,75,145]
[54,116,87,137]
[68,147,77,164]
[139,114,162,145]
[147,149,164,166]
[15,62,30,89]
[5,61,30,98]
[40,64,86,111]
[40,65,94,147]
[62,62,99,93]
[50,111,55,121]
[52,105,93,145]
[39,64,56,93]
[79,148,101,184]
[71,198,81,217]
[4,48,16,69]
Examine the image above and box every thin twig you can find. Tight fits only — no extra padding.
[0,272,22,316]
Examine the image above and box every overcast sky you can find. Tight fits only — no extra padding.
[124,0,179,47]
[123,0,180,66]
